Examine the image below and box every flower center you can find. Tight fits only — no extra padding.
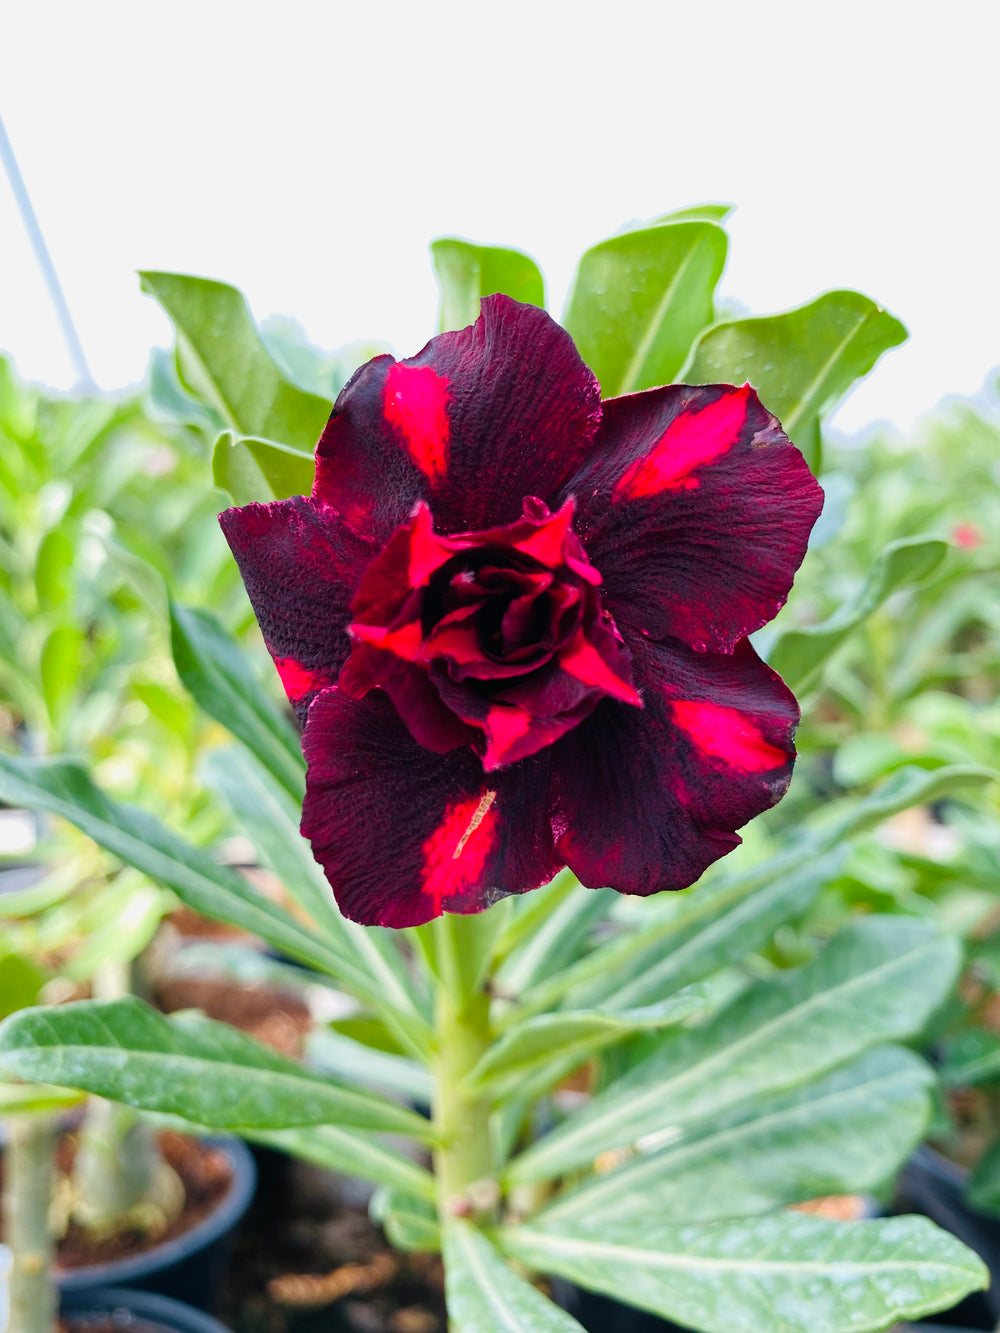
[338,497,641,770]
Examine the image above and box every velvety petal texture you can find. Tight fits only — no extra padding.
[221,297,823,927]
[562,383,824,652]
[219,496,377,721]
[549,637,798,896]
[301,690,561,927]
[313,295,602,541]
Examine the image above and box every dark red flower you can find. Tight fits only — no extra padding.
[220,296,823,928]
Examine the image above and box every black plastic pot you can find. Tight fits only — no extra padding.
[61,1284,233,1332]
[57,1136,256,1313]
[896,1144,1000,1330]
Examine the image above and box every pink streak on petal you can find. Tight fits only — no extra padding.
[671,698,789,772]
[421,790,499,915]
[384,363,450,483]
[613,386,751,501]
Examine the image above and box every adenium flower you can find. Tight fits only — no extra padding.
[220,297,822,928]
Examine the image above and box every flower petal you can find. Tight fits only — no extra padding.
[314,296,602,541]
[300,689,561,926]
[563,384,823,652]
[549,636,798,895]
[219,497,377,721]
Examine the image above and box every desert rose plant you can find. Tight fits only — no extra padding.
[0,215,993,1331]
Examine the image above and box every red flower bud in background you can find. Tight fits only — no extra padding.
[221,296,823,927]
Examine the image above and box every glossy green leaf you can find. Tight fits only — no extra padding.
[0,753,351,982]
[539,1046,932,1226]
[768,535,949,692]
[249,1125,435,1200]
[506,917,959,1185]
[139,272,331,451]
[0,997,433,1139]
[371,1188,440,1253]
[170,601,304,798]
[655,203,734,225]
[499,1212,986,1333]
[564,221,727,395]
[467,993,706,1096]
[684,290,908,472]
[211,431,315,505]
[445,1219,585,1333]
[432,239,546,333]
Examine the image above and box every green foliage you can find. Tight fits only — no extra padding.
[2,215,995,1333]
[684,291,907,472]
[499,1213,985,1333]
[564,219,728,395]
[432,239,546,333]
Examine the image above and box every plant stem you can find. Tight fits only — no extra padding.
[3,1112,58,1333]
[431,913,497,1225]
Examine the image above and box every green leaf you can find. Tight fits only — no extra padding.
[514,845,844,1021]
[170,602,304,799]
[0,753,352,982]
[506,917,959,1185]
[941,1028,1000,1088]
[34,528,74,612]
[655,203,734,225]
[432,239,546,333]
[371,1188,440,1253]
[211,431,315,505]
[821,764,999,847]
[0,1075,85,1114]
[249,1125,435,1200]
[201,745,432,1056]
[538,1046,932,1226]
[0,952,46,1019]
[498,1212,986,1333]
[563,848,845,1014]
[966,1139,1000,1215]
[445,1219,585,1333]
[564,221,727,396]
[308,1027,433,1104]
[495,879,616,1000]
[768,535,949,692]
[683,290,908,472]
[40,623,83,721]
[0,997,433,1139]
[139,272,331,451]
[467,994,706,1096]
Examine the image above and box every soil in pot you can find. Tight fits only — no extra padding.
[154,974,312,1060]
[217,1153,446,1333]
[1,1130,254,1311]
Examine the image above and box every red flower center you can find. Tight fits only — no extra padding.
[338,497,641,769]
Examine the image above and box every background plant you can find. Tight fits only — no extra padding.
[1,209,996,1332]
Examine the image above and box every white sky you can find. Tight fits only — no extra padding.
[1,0,998,434]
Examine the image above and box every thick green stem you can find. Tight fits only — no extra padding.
[71,959,181,1237]
[431,914,497,1225]
[3,1113,57,1333]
